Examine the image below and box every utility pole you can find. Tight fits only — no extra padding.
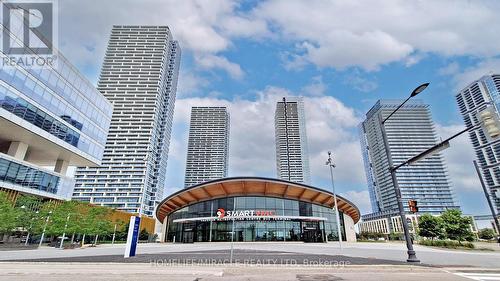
[473,160,500,234]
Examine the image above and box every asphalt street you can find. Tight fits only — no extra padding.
[2,242,499,268]
[1,263,499,281]
[1,242,500,280]
[8,249,411,266]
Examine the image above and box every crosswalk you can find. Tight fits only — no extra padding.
[453,272,500,280]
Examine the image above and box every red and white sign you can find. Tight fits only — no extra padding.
[215,209,275,218]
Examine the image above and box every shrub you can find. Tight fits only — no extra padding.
[478,228,496,240]
[389,232,403,241]
[359,231,385,240]
[419,239,475,249]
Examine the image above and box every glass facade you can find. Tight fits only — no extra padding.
[165,196,346,243]
[0,89,80,147]
[0,53,112,160]
[360,100,458,215]
[0,156,59,194]
[456,74,500,213]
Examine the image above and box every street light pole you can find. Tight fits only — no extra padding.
[59,213,71,249]
[379,113,419,262]
[20,206,29,246]
[377,83,429,263]
[25,217,33,246]
[38,211,52,247]
[230,198,236,263]
[326,152,343,249]
[473,160,500,234]
[112,223,117,245]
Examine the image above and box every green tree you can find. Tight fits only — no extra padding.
[14,195,42,242]
[43,201,85,244]
[478,228,496,240]
[441,209,474,244]
[418,214,444,241]
[66,201,88,242]
[35,201,59,237]
[15,195,42,211]
[0,193,18,236]
[81,205,112,245]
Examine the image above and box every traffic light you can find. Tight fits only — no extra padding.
[408,200,418,213]
[478,106,500,141]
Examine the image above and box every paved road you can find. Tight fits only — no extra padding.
[2,262,500,281]
[10,249,412,266]
[1,242,499,268]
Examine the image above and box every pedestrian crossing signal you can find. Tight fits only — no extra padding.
[408,200,418,213]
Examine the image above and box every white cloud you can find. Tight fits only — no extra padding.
[301,76,327,96]
[59,0,500,83]
[164,86,366,194]
[343,71,378,93]
[253,0,500,70]
[341,190,371,215]
[219,15,269,37]
[194,54,245,80]
[404,53,427,67]
[301,30,413,71]
[58,0,263,80]
[438,62,460,76]
[176,70,209,97]
[451,59,500,91]
[280,50,309,71]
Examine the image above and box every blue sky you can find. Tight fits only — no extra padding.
[57,0,500,225]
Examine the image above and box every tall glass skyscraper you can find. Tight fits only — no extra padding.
[359,124,380,213]
[184,107,230,188]
[0,20,112,201]
[275,97,311,184]
[359,100,459,216]
[456,74,500,213]
[73,26,181,216]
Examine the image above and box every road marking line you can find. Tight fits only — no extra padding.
[454,272,500,280]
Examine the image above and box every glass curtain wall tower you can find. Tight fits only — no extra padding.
[456,74,500,213]
[73,26,181,216]
[359,100,459,216]
[0,13,112,201]
[275,97,311,184]
[184,107,230,188]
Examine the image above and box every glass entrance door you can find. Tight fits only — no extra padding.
[302,221,323,243]
[182,222,195,243]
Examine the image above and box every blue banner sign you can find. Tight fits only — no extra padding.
[124,216,141,258]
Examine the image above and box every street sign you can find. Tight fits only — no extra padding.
[124,216,141,258]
